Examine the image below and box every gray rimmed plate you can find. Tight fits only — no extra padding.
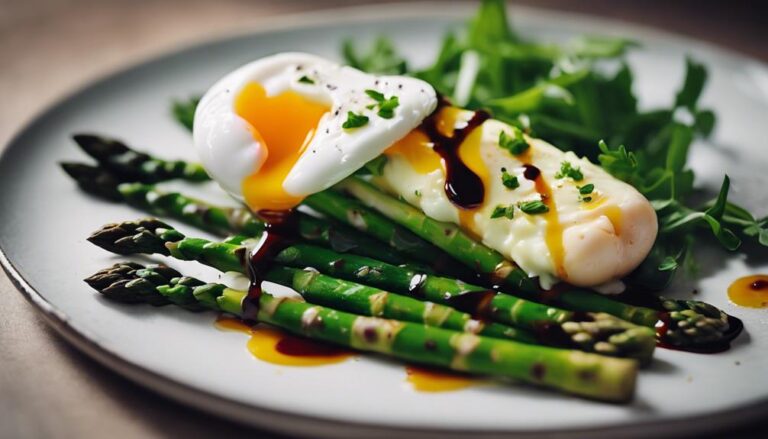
[1,3,767,438]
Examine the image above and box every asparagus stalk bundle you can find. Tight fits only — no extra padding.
[67,136,737,350]
[60,163,406,266]
[87,218,657,362]
[65,135,466,273]
[85,262,639,402]
[336,177,735,345]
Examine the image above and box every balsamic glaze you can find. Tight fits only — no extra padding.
[241,210,298,323]
[617,288,745,353]
[274,334,348,357]
[522,164,541,180]
[654,313,744,354]
[420,101,490,209]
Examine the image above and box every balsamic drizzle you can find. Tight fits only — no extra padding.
[241,210,298,322]
[420,100,490,209]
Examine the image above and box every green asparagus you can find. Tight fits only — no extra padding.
[336,177,734,342]
[60,162,407,265]
[88,219,657,362]
[265,266,536,343]
[85,262,639,402]
[72,133,209,183]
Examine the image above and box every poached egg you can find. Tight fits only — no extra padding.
[193,52,437,211]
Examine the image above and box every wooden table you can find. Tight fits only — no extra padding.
[1,1,765,437]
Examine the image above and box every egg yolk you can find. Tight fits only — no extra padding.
[235,82,329,211]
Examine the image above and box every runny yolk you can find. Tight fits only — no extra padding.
[385,130,440,174]
[532,175,567,280]
[235,82,329,211]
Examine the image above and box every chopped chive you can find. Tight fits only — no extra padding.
[518,200,549,215]
[578,183,594,195]
[491,205,515,219]
[342,112,369,129]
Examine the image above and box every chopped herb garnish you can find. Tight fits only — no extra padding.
[414,189,422,197]
[555,161,584,181]
[498,129,529,155]
[342,111,369,129]
[518,200,549,215]
[578,183,595,202]
[298,75,315,84]
[365,89,400,119]
[491,205,515,219]
[500,167,519,189]
[578,183,595,195]
[365,89,386,101]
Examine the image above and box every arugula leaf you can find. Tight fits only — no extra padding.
[342,37,407,75]
[172,96,201,132]
[674,58,707,110]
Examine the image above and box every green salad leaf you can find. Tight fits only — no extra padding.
[340,0,765,290]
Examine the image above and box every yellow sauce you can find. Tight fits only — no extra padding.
[532,172,567,280]
[235,82,329,211]
[215,317,353,366]
[405,365,476,392]
[728,275,768,308]
[385,130,440,174]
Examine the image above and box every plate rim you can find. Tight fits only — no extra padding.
[1,2,767,437]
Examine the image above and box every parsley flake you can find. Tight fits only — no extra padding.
[578,183,594,195]
[298,75,315,84]
[365,89,399,119]
[491,205,515,219]
[555,161,584,181]
[342,112,369,129]
[498,129,529,155]
[500,167,519,189]
[518,200,549,215]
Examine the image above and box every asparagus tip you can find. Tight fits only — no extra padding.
[60,162,122,201]
[88,218,179,256]
[72,133,127,160]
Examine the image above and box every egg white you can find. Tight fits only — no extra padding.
[193,52,437,201]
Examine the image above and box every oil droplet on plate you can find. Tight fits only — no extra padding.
[215,317,353,366]
[728,275,768,308]
[405,365,477,392]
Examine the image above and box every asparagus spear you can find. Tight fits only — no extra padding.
[60,163,406,265]
[265,266,536,343]
[336,177,734,339]
[88,219,657,362]
[303,190,473,277]
[85,262,639,402]
[73,134,209,183]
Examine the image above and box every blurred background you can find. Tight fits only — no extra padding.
[0,1,766,437]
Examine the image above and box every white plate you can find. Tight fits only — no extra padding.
[1,3,767,437]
